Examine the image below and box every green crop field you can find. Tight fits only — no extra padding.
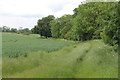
[2,33,72,57]
[2,33,118,78]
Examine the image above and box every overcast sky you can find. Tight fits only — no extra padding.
[0,0,85,29]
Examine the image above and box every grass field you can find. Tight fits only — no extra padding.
[2,33,72,57]
[2,33,118,78]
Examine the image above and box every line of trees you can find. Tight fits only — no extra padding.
[1,2,119,50]
[32,2,119,49]
[0,26,31,35]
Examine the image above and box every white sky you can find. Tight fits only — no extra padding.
[0,0,85,29]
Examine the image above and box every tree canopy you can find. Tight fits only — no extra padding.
[32,15,55,38]
[31,2,119,49]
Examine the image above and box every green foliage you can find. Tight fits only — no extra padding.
[31,25,39,34]
[1,26,31,35]
[33,15,55,38]
[72,2,118,41]
[21,28,31,35]
[50,2,118,48]
[11,28,17,33]
[50,14,73,38]
[101,2,119,50]
[50,20,60,38]
[2,26,11,32]
[1,26,18,33]
[17,28,31,35]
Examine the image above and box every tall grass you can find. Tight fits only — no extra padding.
[3,39,118,78]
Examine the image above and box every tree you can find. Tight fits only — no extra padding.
[11,28,17,33]
[20,28,31,35]
[33,2,118,49]
[17,27,31,35]
[2,26,11,32]
[31,25,39,34]
[101,2,119,50]
[37,15,55,38]
[50,19,60,38]
[50,14,73,39]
